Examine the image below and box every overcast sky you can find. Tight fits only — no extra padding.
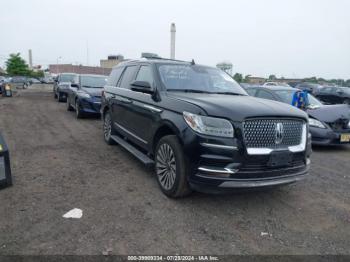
[1,0,349,79]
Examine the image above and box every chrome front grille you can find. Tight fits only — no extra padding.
[243,119,304,148]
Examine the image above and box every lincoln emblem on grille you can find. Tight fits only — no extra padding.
[275,123,284,144]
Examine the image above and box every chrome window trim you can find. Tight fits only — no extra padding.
[114,122,148,145]
[200,143,237,150]
[246,124,307,155]
[143,104,162,113]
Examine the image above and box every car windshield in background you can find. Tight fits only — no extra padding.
[81,76,107,88]
[338,88,350,95]
[158,64,247,95]
[275,90,323,107]
[60,74,77,82]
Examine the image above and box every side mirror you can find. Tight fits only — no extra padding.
[131,80,153,93]
[71,83,79,88]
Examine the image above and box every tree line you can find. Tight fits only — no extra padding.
[233,72,350,87]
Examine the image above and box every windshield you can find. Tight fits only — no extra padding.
[60,74,77,82]
[338,88,350,95]
[275,90,323,107]
[158,64,247,95]
[81,76,108,88]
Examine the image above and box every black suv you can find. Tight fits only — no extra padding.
[101,58,312,197]
[316,86,350,105]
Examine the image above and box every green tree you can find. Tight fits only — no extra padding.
[5,53,30,76]
[233,73,243,83]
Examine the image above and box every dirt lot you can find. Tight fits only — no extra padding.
[0,85,349,255]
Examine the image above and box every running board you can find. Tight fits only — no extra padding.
[110,135,154,167]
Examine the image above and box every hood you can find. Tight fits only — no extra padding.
[307,104,350,122]
[167,92,307,122]
[82,87,103,97]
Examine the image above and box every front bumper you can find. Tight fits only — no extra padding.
[182,128,311,193]
[79,97,101,114]
[310,126,350,145]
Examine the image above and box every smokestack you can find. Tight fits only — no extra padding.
[28,49,33,69]
[170,23,176,59]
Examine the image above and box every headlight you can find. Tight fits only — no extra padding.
[309,118,326,129]
[78,92,91,99]
[183,112,234,137]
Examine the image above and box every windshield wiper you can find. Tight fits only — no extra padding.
[212,92,245,96]
[167,89,212,93]
[82,85,102,88]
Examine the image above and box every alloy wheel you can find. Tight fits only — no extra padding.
[156,143,176,190]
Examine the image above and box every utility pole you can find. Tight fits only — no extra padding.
[170,23,176,59]
[28,49,33,69]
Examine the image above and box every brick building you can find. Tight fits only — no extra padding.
[49,64,111,76]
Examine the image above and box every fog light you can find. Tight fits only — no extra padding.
[0,133,12,188]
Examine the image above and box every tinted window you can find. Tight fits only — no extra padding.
[246,88,257,96]
[60,74,77,82]
[80,76,107,88]
[321,87,333,93]
[257,90,276,100]
[135,66,153,84]
[119,66,138,89]
[107,67,124,86]
[275,90,323,106]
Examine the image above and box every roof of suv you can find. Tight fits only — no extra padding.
[114,58,191,68]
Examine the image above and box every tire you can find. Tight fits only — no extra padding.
[103,111,116,145]
[57,92,63,102]
[155,135,192,198]
[75,100,84,118]
[66,98,73,111]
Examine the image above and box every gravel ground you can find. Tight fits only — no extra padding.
[0,85,349,255]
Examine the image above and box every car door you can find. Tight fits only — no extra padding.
[111,65,139,142]
[123,64,159,147]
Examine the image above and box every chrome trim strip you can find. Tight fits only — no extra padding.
[247,124,307,155]
[198,167,238,174]
[114,122,148,144]
[288,124,307,152]
[200,143,237,150]
[143,104,162,113]
[219,175,307,188]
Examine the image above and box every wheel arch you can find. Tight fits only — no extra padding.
[151,121,182,155]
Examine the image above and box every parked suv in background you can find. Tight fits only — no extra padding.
[316,86,350,105]
[101,58,311,197]
[66,74,107,118]
[54,73,78,102]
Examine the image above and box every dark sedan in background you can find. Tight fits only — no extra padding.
[66,74,107,118]
[245,86,350,145]
[54,73,78,102]
[315,86,350,105]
